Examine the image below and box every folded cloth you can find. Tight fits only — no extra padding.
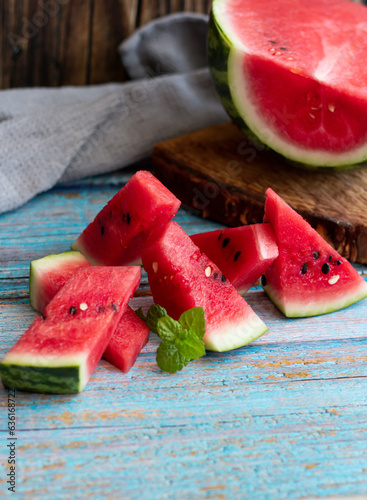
[0,13,228,214]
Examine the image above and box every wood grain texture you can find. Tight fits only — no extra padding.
[1,167,367,499]
[153,122,367,264]
[0,0,212,89]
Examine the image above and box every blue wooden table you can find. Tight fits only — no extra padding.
[1,166,367,499]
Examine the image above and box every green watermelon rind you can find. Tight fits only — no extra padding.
[208,1,367,168]
[0,351,89,394]
[29,251,90,313]
[0,363,81,394]
[263,278,367,318]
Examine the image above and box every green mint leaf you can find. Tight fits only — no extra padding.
[136,307,146,322]
[179,307,206,341]
[177,337,205,360]
[156,342,189,373]
[142,305,207,373]
[145,304,168,334]
[156,316,184,342]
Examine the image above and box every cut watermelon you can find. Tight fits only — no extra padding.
[262,188,367,317]
[0,266,141,393]
[71,170,181,265]
[142,221,268,352]
[30,251,91,313]
[191,223,278,295]
[209,0,367,167]
[29,251,149,374]
[103,307,149,373]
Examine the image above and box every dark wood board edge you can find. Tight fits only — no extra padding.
[153,151,367,264]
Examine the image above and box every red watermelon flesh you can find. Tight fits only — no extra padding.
[103,307,149,373]
[142,221,268,352]
[71,170,181,265]
[190,223,278,295]
[210,0,367,166]
[0,266,141,393]
[262,188,367,317]
[29,251,148,374]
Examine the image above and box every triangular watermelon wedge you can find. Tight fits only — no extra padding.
[262,188,367,317]
[142,221,268,352]
[71,171,181,266]
[190,223,278,295]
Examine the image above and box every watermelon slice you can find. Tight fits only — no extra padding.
[142,221,268,352]
[209,0,367,167]
[262,188,367,317]
[0,266,141,393]
[190,223,278,295]
[103,307,149,373]
[29,251,149,374]
[30,251,91,313]
[71,170,181,265]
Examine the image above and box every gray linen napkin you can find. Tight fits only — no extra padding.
[0,13,227,214]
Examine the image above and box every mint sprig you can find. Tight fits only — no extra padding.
[137,304,166,333]
[137,305,206,373]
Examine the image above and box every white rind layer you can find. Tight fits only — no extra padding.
[71,240,142,266]
[228,48,367,167]
[70,240,100,265]
[263,279,367,318]
[212,0,249,52]
[204,311,268,352]
[31,251,87,272]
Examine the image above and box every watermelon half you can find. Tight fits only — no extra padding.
[191,223,278,295]
[71,170,181,265]
[209,0,367,167]
[0,266,141,393]
[29,251,149,374]
[142,221,268,352]
[262,188,367,317]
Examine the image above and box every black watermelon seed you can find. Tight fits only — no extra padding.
[218,231,223,240]
[234,251,241,262]
[336,259,341,266]
[101,226,104,236]
[301,263,308,274]
[328,255,332,262]
[213,272,218,279]
[98,306,105,313]
[260,275,267,287]
[269,40,277,44]
[126,213,131,224]
[42,314,46,320]
[222,237,230,248]
[322,263,330,274]
[111,303,118,312]
[69,306,77,315]
[221,274,226,282]
[280,47,287,51]
[314,251,320,259]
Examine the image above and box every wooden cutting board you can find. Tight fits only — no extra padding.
[153,122,367,264]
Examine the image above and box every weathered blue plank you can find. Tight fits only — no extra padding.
[1,167,367,499]
[6,376,367,499]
